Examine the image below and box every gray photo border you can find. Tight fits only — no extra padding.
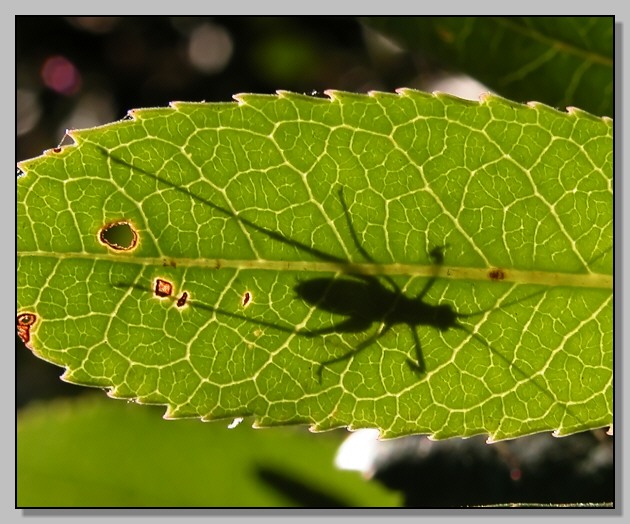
[8,3,626,523]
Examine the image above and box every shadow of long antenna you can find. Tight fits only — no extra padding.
[98,146,350,267]
[454,324,584,430]
[104,147,589,430]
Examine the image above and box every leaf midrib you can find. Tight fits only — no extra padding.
[18,251,613,289]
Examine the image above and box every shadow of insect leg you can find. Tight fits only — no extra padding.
[415,276,437,301]
[338,188,376,264]
[317,324,392,381]
[405,326,426,375]
[337,187,401,289]
[299,316,372,338]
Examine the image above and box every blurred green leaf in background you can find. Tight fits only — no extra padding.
[18,395,398,507]
[365,17,613,117]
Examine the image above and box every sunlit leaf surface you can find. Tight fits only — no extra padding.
[17,90,613,440]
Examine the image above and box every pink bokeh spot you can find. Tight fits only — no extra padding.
[41,55,82,95]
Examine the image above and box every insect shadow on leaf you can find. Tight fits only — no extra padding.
[292,189,462,379]
[104,150,577,415]
[291,189,537,381]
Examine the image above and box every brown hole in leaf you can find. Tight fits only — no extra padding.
[17,313,37,345]
[488,268,506,281]
[176,291,189,307]
[99,221,138,251]
[155,279,173,298]
[242,291,252,307]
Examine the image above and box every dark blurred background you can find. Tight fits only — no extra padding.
[17,15,489,407]
[17,16,440,164]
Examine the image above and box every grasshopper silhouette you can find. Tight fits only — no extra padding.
[294,190,473,379]
[294,192,544,381]
[102,152,545,385]
[295,248,456,378]
[106,152,578,424]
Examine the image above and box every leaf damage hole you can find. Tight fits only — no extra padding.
[99,221,138,251]
[176,292,189,308]
[242,291,252,308]
[155,279,173,298]
[17,313,37,346]
[488,268,506,281]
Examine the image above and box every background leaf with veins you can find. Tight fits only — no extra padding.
[365,17,613,117]
[17,89,612,441]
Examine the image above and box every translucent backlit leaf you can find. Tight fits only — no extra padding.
[17,90,613,440]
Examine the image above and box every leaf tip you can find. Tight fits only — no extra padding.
[394,87,433,101]
[566,105,613,123]
[478,91,496,103]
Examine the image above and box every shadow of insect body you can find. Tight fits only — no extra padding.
[103,152,542,386]
[295,190,479,380]
[295,252,461,379]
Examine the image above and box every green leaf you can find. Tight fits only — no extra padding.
[18,395,398,507]
[17,89,613,441]
[365,17,613,117]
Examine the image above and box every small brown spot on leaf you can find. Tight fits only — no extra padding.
[155,279,173,297]
[17,313,37,346]
[176,292,189,307]
[242,291,252,307]
[99,221,138,251]
[488,268,506,281]
[52,147,62,153]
